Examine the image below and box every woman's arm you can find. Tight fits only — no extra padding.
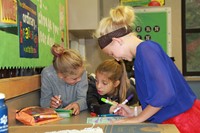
[113,104,161,124]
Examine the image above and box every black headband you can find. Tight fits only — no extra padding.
[98,27,132,49]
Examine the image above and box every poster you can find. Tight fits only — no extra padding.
[0,0,67,68]
[120,0,165,7]
[18,0,38,58]
[134,7,171,56]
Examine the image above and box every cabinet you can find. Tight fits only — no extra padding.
[68,0,100,30]
[67,0,119,38]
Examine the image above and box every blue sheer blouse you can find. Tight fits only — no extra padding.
[134,41,196,123]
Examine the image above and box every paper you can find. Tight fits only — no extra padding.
[87,117,124,124]
[45,127,103,133]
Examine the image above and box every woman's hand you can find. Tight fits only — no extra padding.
[112,105,141,124]
[114,104,135,117]
[64,102,80,115]
[109,101,118,114]
[113,105,161,124]
[50,95,62,108]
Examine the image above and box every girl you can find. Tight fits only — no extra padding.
[94,5,200,133]
[87,59,139,115]
[40,44,88,115]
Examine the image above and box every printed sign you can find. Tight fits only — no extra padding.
[18,0,38,58]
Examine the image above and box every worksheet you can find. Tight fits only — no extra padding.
[87,116,124,124]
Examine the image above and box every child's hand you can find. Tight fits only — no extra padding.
[64,103,80,115]
[50,95,62,108]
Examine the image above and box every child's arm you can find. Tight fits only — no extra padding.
[74,71,88,111]
[40,69,54,108]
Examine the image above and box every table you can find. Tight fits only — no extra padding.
[9,110,180,133]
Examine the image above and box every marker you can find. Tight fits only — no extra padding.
[56,95,61,104]
[101,98,113,105]
[33,114,58,120]
[39,114,58,119]
[113,94,134,113]
[98,114,120,117]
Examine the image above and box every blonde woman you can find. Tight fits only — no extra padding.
[94,5,200,133]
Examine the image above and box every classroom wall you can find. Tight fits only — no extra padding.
[82,0,182,74]
[69,0,200,98]
[164,0,182,71]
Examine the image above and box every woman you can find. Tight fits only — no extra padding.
[94,5,200,133]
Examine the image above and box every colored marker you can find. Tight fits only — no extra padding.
[98,114,120,117]
[101,98,114,105]
[33,114,58,120]
[39,114,58,119]
[113,94,134,113]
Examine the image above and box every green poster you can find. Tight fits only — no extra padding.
[134,7,171,56]
[0,0,67,68]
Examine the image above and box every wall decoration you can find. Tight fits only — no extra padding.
[134,7,171,56]
[120,0,165,7]
[0,0,17,27]
[18,0,38,58]
[0,0,67,68]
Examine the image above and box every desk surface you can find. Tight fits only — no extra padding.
[10,110,180,133]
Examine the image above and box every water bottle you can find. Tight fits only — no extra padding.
[0,93,8,133]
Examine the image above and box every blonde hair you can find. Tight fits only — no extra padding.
[51,44,85,76]
[95,59,130,103]
[94,5,136,38]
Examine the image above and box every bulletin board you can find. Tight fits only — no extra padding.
[134,7,171,56]
[121,0,165,7]
[0,0,67,69]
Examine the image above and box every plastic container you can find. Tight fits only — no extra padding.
[55,109,72,118]
[0,93,8,133]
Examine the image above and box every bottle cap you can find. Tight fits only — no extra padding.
[0,93,5,99]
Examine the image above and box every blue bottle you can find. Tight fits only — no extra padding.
[0,93,8,133]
